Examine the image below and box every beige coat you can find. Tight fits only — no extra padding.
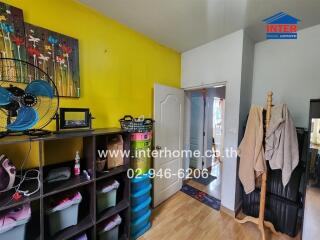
[265,104,299,187]
[238,106,266,194]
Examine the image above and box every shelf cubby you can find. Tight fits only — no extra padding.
[0,181,41,212]
[71,227,94,240]
[96,165,129,180]
[0,128,131,240]
[0,200,41,240]
[42,160,93,197]
[97,199,130,224]
[49,215,94,240]
[95,132,131,178]
[0,141,41,212]
[96,173,130,223]
[96,208,130,240]
[43,183,95,240]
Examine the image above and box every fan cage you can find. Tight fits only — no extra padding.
[0,58,59,133]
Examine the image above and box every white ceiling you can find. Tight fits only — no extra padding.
[77,0,320,52]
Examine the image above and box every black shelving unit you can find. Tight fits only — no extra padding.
[0,128,131,240]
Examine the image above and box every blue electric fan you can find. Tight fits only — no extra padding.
[0,58,59,136]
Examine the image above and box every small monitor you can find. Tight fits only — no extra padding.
[59,108,90,129]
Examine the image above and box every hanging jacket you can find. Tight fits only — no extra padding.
[238,106,266,194]
[265,104,299,187]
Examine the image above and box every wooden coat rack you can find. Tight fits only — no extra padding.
[236,92,279,240]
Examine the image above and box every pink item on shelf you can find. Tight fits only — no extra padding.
[131,131,152,141]
[5,204,31,224]
[0,215,16,234]
[74,151,81,176]
[51,192,82,212]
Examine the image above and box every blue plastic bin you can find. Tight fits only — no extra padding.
[130,210,151,238]
[131,174,151,193]
[131,184,152,206]
[131,197,151,221]
[131,222,151,240]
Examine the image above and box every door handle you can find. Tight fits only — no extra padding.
[156,145,162,150]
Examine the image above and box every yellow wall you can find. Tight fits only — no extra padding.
[0,142,40,168]
[4,0,180,128]
[0,139,83,168]
[2,0,180,168]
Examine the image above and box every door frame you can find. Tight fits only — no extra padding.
[301,99,320,239]
[183,82,227,175]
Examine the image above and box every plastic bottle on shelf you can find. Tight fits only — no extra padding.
[74,151,81,176]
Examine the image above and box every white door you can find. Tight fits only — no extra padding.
[153,84,184,207]
[190,93,204,169]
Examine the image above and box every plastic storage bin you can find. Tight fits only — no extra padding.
[131,184,152,206]
[99,226,119,240]
[131,222,151,240]
[47,192,82,236]
[97,180,120,214]
[98,214,121,240]
[0,221,29,240]
[131,197,151,221]
[0,204,31,240]
[131,140,151,150]
[131,174,151,193]
[130,210,151,239]
[131,155,151,175]
[131,132,152,141]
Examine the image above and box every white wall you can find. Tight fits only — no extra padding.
[182,30,245,211]
[236,31,255,210]
[252,24,320,128]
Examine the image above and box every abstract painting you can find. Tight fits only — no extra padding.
[0,3,26,82]
[0,2,80,97]
[25,23,80,97]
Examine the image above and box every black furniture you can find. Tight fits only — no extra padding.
[0,128,130,240]
[242,129,307,237]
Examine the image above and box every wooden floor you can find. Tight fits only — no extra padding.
[139,191,300,240]
[187,162,222,200]
[302,187,320,239]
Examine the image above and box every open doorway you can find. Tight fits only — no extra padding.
[184,86,225,202]
[303,117,320,239]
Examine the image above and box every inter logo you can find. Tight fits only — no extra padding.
[263,12,300,39]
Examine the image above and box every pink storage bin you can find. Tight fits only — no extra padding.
[131,131,152,141]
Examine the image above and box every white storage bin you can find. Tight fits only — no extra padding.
[46,192,82,236]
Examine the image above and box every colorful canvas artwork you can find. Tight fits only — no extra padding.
[0,2,80,98]
[0,3,26,82]
[25,23,80,97]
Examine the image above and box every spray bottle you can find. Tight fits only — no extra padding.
[74,151,80,176]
